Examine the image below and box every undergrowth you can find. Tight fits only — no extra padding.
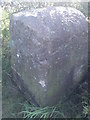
[19,85,89,119]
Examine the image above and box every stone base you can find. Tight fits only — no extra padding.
[11,67,40,107]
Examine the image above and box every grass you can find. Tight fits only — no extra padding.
[19,84,89,119]
[20,103,65,118]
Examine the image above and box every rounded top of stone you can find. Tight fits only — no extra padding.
[11,6,87,39]
[13,6,85,18]
[14,6,85,22]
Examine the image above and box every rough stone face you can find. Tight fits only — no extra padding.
[10,7,88,106]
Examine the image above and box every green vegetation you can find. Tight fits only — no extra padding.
[20,92,88,118]
[0,1,89,119]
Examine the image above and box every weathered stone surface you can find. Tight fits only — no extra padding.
[10,6,88,106]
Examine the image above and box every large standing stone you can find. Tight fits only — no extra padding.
[10,7,88,106]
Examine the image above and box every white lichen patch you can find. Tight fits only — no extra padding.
[17,53,20,58]
[50,10,55,18]
[39,80,46,88]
